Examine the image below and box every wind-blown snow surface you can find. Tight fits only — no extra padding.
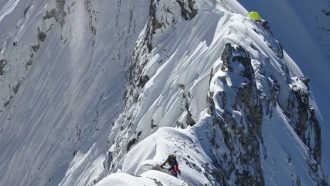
[0,0,148,185]
[0,0,328,186]
[100,0,327,185]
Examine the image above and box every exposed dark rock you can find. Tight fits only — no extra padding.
[274,40,283,58]
[13,82,20,94]
[186,111,196,126]
[4,96,13,107]
[44,0,67,27]
[106,151,113,170]
[0,59,7,75]
[234,46,253,80]
[285,79,322,166]
[206,91,215,114]
[25,60,33,70]
[24,5,30,17]
[176,121,185,128]
[138,75,150,88]
[145,0,159,52]
[38,30,46,42]
[32,44,40,52]
[127,138,138,151]
[260,20,271,32]
[182,92,195,126]
[73,149,78,156]
[175,0,198,20]
[266,79,280,117]
[44,9,58,20]
[84,0,97,35]
[151,119,158,128]
[127,0,160,88]
[220,43,232,71]
[209,44,264,185]
[144,0,197,52]
[56,0,67,27]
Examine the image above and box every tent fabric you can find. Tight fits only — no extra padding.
[247,11,262,21]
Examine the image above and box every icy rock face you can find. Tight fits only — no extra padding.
[175,0,198,20]
[43,0,67,27]
[206,42,326,185]
[286,77,321,165]
[105,0,198,173]
[0,59,7,75]
[208,43,264,185]
[129,0,185,84]
[142,0,198,52]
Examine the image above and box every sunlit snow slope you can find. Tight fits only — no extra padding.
[238,0,330,176]
[0,0,328,186]
[100,0,328,185]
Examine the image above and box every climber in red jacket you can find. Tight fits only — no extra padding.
[160,154,181,177]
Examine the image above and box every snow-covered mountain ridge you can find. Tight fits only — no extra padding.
[0,0,329,185]
[237,1,330,176]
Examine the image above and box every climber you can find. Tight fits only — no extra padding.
[160,154,181,177]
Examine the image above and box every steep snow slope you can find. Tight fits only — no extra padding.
[0,0,148,185]
[101,0,328,185]
[0,0,328,185]
[238,0,330,176]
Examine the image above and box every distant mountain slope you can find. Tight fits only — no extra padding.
[0,0,149,185]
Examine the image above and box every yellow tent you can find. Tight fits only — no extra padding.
[247,11,262,21]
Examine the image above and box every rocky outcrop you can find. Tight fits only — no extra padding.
[285,77,322,166]
[104,0,199,174]
[144,0,198,52]
[208,43,264,185]
[128,0,199,98]
[206,42,327,185]
[0,59,7,76]
[175,0,198,20]
[84,0,97,35]
[44,0,67,27]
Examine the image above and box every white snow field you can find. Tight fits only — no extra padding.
[0,0,328,186]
